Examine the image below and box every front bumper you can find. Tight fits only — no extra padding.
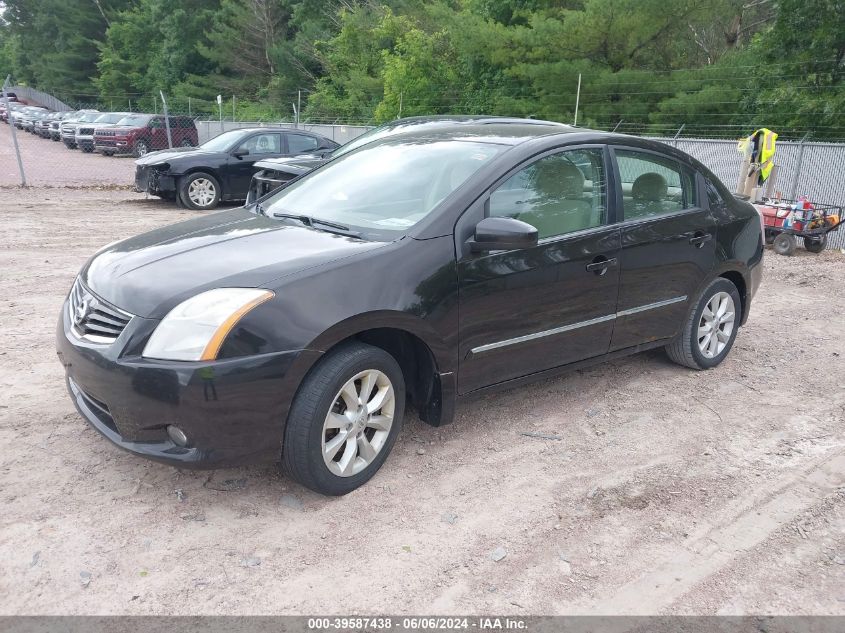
[96,138,130,152]
[56,298,314,468]
[134,165,177,195]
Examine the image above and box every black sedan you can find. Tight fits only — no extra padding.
[135,127,339,210]
[57,121,763,495]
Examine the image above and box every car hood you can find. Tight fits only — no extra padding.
[135,147,221,165]
[82,208,386,318]
[255,155,326,174]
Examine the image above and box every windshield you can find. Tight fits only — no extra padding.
[201,129,252,152]
[95,113,127,124]
[116,114,151,126]
[263,139,504,236]
[78,112,100,123]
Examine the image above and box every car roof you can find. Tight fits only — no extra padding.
[355,120,577,147]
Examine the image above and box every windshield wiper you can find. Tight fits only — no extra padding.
[272,212,360,238]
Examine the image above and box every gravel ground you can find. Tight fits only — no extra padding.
[0,124,135,187]
[0,188,843,616]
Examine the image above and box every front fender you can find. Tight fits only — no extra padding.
[306,310,455,374]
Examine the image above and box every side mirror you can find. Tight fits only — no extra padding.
[470,216,538,253]
[232,148,249,158]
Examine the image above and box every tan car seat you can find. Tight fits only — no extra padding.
[629,172,668,218]
[517,161,593,238]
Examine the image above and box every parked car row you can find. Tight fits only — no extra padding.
[1,103,201,157]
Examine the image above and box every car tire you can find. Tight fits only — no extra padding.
[81,145,93,153]
[283,343,405,496]
[102,150,114,157]
[804,234,827,253]
[772,233,795,256]
[180,139,193,147]
[179,172,221,210]
[665,277,742,370]
[133,140,150,158]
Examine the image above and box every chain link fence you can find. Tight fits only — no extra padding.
[1,86,843,249]
[654,137,845,249]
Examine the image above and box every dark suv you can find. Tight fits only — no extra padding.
[94,114,198,157]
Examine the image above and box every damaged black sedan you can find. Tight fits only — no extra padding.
[135,127,338,210]
[58,121,762,495]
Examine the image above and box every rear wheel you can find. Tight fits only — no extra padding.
[666,277,741,370]
[180,139,193,147]
[179,172,221,210]
[102,150,115,157]
[804,234,827,253]
[773,233,796,256]
[283,343,405,495]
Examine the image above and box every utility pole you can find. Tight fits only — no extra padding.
[232,95,236,122]
[3,76,26,186]
[573,73,582,126]
[297,90,302,129]
[398,92,403,119]
[160,90,173,149]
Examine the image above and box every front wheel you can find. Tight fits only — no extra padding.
[133,140,150,157]
[665,278,741,370]
[283,343,405,495]
[179,172,221,210]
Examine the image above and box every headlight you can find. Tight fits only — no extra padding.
[142,288,273,361]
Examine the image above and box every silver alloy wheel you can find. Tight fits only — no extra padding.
[187,178,217,207]
[136,141,148,156]
[321,369,395,477]
[698,291,735,359]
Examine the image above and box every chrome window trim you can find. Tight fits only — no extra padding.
[470,295,687,355]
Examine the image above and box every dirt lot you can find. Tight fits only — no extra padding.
[0,124,134,187]
[0,188,843,616]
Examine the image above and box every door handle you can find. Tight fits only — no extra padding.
[689,233,713,248]
[585,256,618,275]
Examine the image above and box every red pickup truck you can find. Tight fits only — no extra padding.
[94,113,198,157]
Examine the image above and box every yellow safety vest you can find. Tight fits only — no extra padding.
[752,128,778,182]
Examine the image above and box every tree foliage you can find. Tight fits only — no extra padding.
[0,0,842,138]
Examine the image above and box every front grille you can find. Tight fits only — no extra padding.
[68,279,133,344]
[98,130,116,137]
[77,127,94,136]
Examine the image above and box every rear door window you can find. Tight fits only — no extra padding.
[287,133,320,154]
[614,150,697,220]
